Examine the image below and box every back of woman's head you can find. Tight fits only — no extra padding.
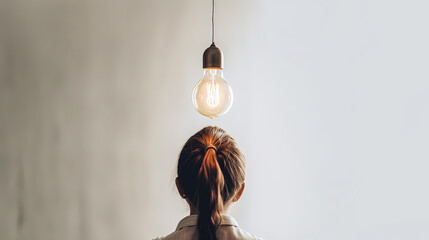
[177,126,245,240]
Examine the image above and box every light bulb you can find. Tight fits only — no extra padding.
[192,68,233,119]
[193,43,233,119]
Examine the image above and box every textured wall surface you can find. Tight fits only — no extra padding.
[1,0,429,239]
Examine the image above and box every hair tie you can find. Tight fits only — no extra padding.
[205,146,217,152]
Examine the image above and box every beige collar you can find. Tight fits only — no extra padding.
[176,215,240,231]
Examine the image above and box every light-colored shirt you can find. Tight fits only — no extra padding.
[154,215,262,240]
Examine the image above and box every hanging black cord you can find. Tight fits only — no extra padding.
[212,0,215,43]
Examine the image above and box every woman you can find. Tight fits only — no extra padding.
[155,126,262,240]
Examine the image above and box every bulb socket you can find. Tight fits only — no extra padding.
[203,43,223,69]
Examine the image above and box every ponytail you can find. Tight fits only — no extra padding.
[196,146,224,240]
[177,126,246,240]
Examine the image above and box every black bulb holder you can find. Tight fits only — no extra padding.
[203,43,223,69]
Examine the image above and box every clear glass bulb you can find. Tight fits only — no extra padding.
[192,68,233,119]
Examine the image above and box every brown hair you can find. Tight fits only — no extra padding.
[177,126,245,240]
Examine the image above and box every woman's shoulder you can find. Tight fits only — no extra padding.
[152,231,184,240]
[218,224,263,240]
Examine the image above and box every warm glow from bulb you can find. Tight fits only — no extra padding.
[192,68,233,119]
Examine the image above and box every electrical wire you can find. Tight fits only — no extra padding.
[212,0,215,43]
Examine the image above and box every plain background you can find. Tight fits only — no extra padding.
[1,0,428,239]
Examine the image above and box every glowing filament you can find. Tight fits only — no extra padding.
[206,82,220,108]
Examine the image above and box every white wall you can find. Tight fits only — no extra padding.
[1,0,428,239]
